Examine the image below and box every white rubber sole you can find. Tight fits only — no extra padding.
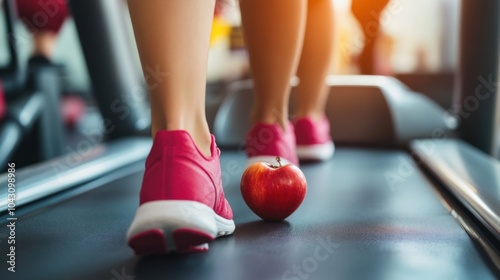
[296,141,335,161]
[127,200,235,254]
[246,156,294,167]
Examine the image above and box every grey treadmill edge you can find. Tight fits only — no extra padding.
[411,139,500,240]
[0,137,152,212]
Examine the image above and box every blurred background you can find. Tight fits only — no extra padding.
[1,0,494,170]
[0,0,461,103]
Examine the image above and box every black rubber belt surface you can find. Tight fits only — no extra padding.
[0,148,496,280]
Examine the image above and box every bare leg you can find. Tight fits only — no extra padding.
[294,0,334,120]
[128,0,215,156]
[239,0,307,129]
[15,0,69,58]
[32,32,58,58]
[351,0,390,74]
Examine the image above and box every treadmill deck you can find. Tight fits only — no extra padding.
[0,148,496,280]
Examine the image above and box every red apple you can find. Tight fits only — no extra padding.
[240,157,307,222]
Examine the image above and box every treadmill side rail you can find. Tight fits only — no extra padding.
[0,138,151,212]
[411,139,500,240]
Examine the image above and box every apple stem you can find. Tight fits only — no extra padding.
[276,156,282,167]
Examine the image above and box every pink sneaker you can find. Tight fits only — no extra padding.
[246,121,299,166]
[294,116,335,161]
[127,130,235,255]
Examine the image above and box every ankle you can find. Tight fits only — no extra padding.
[187,128,212,158]
[152,120,212,158]
[251,110,288,130]
[293,110,324,121]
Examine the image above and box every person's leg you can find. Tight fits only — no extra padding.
[358,28,377,74]
[128,0,215,157]
[351,0,390,74]
[292,0,335,161]
[239,0,307,129]
[32,32,58,58]
[127,1,234,255]
[239,0,307,166]
[294,0,334,120]
[16,0,69,58]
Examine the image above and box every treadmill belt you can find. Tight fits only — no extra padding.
[0,148,496,279]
